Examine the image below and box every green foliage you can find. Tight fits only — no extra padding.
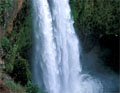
[16,16,32,59]
[1,73,7,80]
[0,70,26,92]
[0,37,16,73]
[3,16,33,84]
[25,81,43,93]
[5,80,26,93]
[0,0,13,27]
[12,57,32,85]
[0,37,12,54]
[0,1,43,92]
[70,0,120,37]
[5,44,18,73]
[1,0,33,86]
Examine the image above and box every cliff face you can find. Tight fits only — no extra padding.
[7,0,24,33]
[69,0,119,75]
[0,1,33,92]
[0,0,24,40]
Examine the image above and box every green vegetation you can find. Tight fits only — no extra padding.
[4,80,26,93]
[25,81,43,93]
[12,57,32,85]
[70,0,120,38]
[0,0,43,92]
[0,11,32,85]
[0,0,119,92]
[0,69,26,93]
[70,0,119,73]
[0,0,13,28]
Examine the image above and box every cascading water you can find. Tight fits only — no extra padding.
[32,0,103,93]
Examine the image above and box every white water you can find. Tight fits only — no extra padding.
[32,0,103,93]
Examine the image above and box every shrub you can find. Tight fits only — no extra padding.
[70,0,120,37]
[25,81,43,93]
[0,37,12,55]
[11,56,32,85]
[5,44,18,73]
[0,0,13,27]
[5,80,26,93]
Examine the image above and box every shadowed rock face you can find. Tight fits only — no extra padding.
[99,34,119,74]
[80,34,119,92]
[79,29,119,74]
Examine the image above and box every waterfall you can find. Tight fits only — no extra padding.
[32,0,103,93]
